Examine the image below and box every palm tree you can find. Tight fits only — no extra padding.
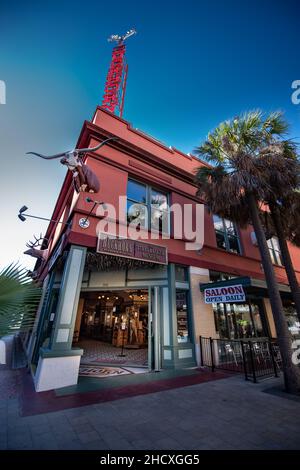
[256,143,300,322]
[0,263,41,337]
[195,110,300,393]
[260,200,300,324]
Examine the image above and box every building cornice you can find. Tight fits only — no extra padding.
[77,120,205,189]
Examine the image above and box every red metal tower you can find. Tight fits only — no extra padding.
[101,29,136,118]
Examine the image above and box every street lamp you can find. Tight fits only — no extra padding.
[18,205,29,221]
[17,206,70,225]
[18,199,107,229]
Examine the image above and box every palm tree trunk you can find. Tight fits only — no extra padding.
[247,193,300,393]
[270,204,300,323]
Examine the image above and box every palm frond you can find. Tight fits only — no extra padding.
[262,111,288,137]
[0,263,41,337]
[194,109,298,231]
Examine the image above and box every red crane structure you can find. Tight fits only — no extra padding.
[101,29,136,118]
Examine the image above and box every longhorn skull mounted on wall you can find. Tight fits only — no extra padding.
[27,137,118,193]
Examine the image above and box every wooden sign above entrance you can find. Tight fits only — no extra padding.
[97,236,168,265]
[204,284,245,304]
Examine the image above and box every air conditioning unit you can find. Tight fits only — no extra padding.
[250,231,258,246]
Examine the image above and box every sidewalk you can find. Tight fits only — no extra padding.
[1,364,300,450]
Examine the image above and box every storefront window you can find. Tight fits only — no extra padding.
[250,302,265,337]
[213,301,267,339]
[232,303,253,338]
[267,237,283,266]
[213,303,228,338]
[283,300,300,337]
[213,215,241,254]
[176,290,189,343]
[127,179,169,233]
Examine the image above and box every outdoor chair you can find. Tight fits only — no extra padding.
[224,342,240,366]
[271,344,282,370]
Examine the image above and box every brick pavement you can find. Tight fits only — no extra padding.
[1,364,300,450]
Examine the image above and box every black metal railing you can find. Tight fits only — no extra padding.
[200,336,282,382]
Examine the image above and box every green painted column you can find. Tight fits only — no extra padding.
[30,271,55,364]
[164,263,196,368]
[153,286,161,371]
[168,263,178,345]
[34,245,87,391]
[49,245,87,354]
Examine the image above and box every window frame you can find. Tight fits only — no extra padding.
[175,264,189,282]
[175,288,191,344]
[126,179,148,229]
[213,299,269,339]
[267,237,283,266]
[213,214,242,254]
[127,177,170,235]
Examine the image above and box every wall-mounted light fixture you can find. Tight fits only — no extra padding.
[18,206,70,226]
[78,197,107,229]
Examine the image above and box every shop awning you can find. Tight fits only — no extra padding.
[199,276,291,294]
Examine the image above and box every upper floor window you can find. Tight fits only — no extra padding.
[213,215,241,254]
[127,179,169,233]
[209,271,236,283]
[267,237,283,266]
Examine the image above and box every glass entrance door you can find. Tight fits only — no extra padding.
[75,289,149,367]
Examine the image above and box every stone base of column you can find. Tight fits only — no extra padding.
[162,343,196,369]
[34,348,83,392]
[0,335,14,365]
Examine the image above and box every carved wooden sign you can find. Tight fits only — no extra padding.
[97,236,168,265]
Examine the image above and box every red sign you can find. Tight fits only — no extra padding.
[102,44,126,114]
[97,236,168,265]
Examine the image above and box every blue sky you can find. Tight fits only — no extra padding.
[0,0,300,269]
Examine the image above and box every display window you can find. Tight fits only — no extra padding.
[213,301,267,339]
[282,299,300,338]
[176,289,190,343]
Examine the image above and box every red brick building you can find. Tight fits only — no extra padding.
[26,107,300,391]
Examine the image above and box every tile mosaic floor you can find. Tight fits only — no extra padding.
[78,365,149,378]
[77,338,148,367]
[79,365,132,378]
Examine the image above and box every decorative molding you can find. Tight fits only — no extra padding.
[164,350,172,360]
[56,329,69,343]
[128,159,172,183]
[190,266,210,276]
[178,349,193,359]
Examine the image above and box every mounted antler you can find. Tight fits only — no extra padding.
[25,151,67,160]
[77,137,119,154]
[27,137,119,193]
[26,233,47,249]
[27,270,39,281]
[24,233,49,261]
